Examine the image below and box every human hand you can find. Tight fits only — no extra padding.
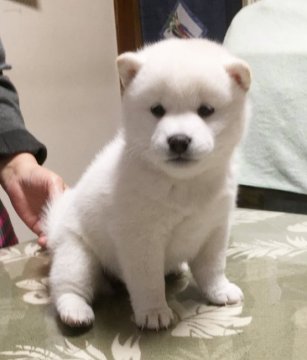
[0,153,67,247]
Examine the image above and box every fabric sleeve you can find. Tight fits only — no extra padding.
[0,38,47,165]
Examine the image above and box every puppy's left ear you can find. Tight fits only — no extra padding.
[225,59,251,91]
[116,52,143,89]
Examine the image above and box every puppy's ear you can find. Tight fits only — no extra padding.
[116,52,143,89]
[225,59,251,91]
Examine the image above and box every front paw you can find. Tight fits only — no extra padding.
[134,306,174,330]
[56,293,95,327]
[204,281,244,305]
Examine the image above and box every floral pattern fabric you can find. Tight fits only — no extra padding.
[1,209,307,359]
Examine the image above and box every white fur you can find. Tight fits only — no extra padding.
[44,38,251,330]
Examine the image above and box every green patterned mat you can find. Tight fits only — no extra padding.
[1,209,307,359]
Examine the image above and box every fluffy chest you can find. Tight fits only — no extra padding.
[109,162,235,263]
[163,179,235,266]
[165,197,228,266]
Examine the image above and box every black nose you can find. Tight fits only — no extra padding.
[167,134,192,155]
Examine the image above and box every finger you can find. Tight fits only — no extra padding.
[37,235,47,248]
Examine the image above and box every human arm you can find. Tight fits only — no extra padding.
[0,37,47,163]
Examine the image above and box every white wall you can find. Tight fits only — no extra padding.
[0,0,121,241]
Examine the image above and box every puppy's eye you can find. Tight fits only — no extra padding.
[197,105,215,118]
[150,104,166,118]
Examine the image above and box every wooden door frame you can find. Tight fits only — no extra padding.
[114,0,143,54]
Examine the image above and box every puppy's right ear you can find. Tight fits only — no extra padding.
[116,52,143,89]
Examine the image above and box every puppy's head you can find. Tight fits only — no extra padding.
[117,39,251,179]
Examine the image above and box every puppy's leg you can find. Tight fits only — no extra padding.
[190,224,243,305]
[49,233,101,327]
[117,236,173,330]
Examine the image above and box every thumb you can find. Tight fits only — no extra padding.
[48,175,68,199]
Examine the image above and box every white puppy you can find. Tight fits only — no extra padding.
[44,38,251,330]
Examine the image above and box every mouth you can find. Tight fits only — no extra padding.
[166,156,198,165]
